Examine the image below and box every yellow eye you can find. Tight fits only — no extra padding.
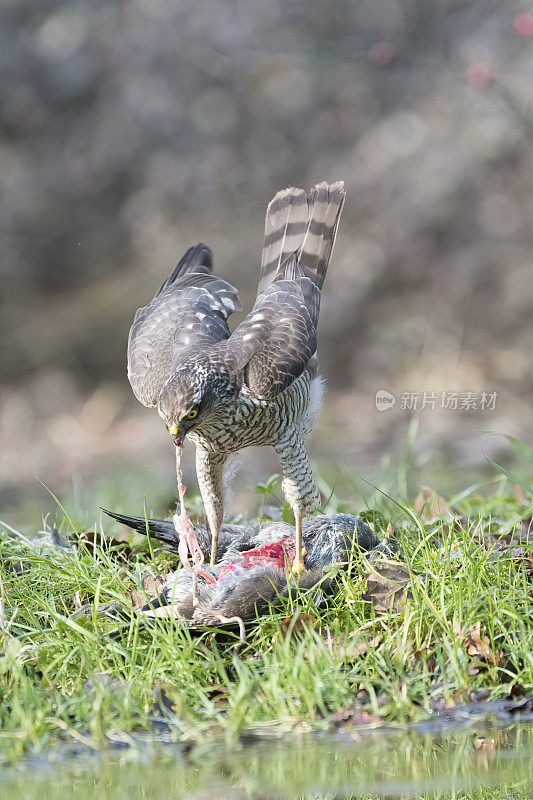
[185,408,198,419]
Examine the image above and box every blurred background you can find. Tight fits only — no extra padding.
[1,0,532,529]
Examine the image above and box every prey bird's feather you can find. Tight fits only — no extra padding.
[103,508,379,563]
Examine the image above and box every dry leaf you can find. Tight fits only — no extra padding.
[512,484,529,507]
[206,684,230,698]
[329,703,382,727]
[130,588,146,609]
[414,486,454,522]
[130,573,170,609]
[142,573,169,596]
[277,612,318,641]
[362,558,412,612]
[412,649,438,673]
[454,621,505,667]
[325,633,382,660]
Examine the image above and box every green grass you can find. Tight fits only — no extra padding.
[0,448,532,784]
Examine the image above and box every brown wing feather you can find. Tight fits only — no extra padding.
[128,244,242,407]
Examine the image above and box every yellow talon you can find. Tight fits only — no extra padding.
[291,547,307,576]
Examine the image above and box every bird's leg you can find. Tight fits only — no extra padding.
[293,510,306,576]
[274,430,321,576]
[196,446,227,567]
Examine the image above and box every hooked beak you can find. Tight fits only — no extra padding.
[168,424,183,447]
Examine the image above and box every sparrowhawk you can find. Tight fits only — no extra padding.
[127,181,346,572]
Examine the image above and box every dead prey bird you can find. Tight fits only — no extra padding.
[103,509,379,627]
[127,182,346,573]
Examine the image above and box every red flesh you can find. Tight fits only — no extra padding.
[216,537,296,581]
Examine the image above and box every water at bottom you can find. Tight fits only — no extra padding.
[2,720,532,800]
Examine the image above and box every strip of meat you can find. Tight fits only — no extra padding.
[173,446,216,605]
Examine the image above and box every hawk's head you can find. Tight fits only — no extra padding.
[157,354,239,445]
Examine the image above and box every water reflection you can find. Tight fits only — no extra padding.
[2,721,532,799]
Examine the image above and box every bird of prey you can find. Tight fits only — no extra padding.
[127,181,346,573]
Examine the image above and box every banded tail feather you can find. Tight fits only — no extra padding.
[258,181,345,294]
